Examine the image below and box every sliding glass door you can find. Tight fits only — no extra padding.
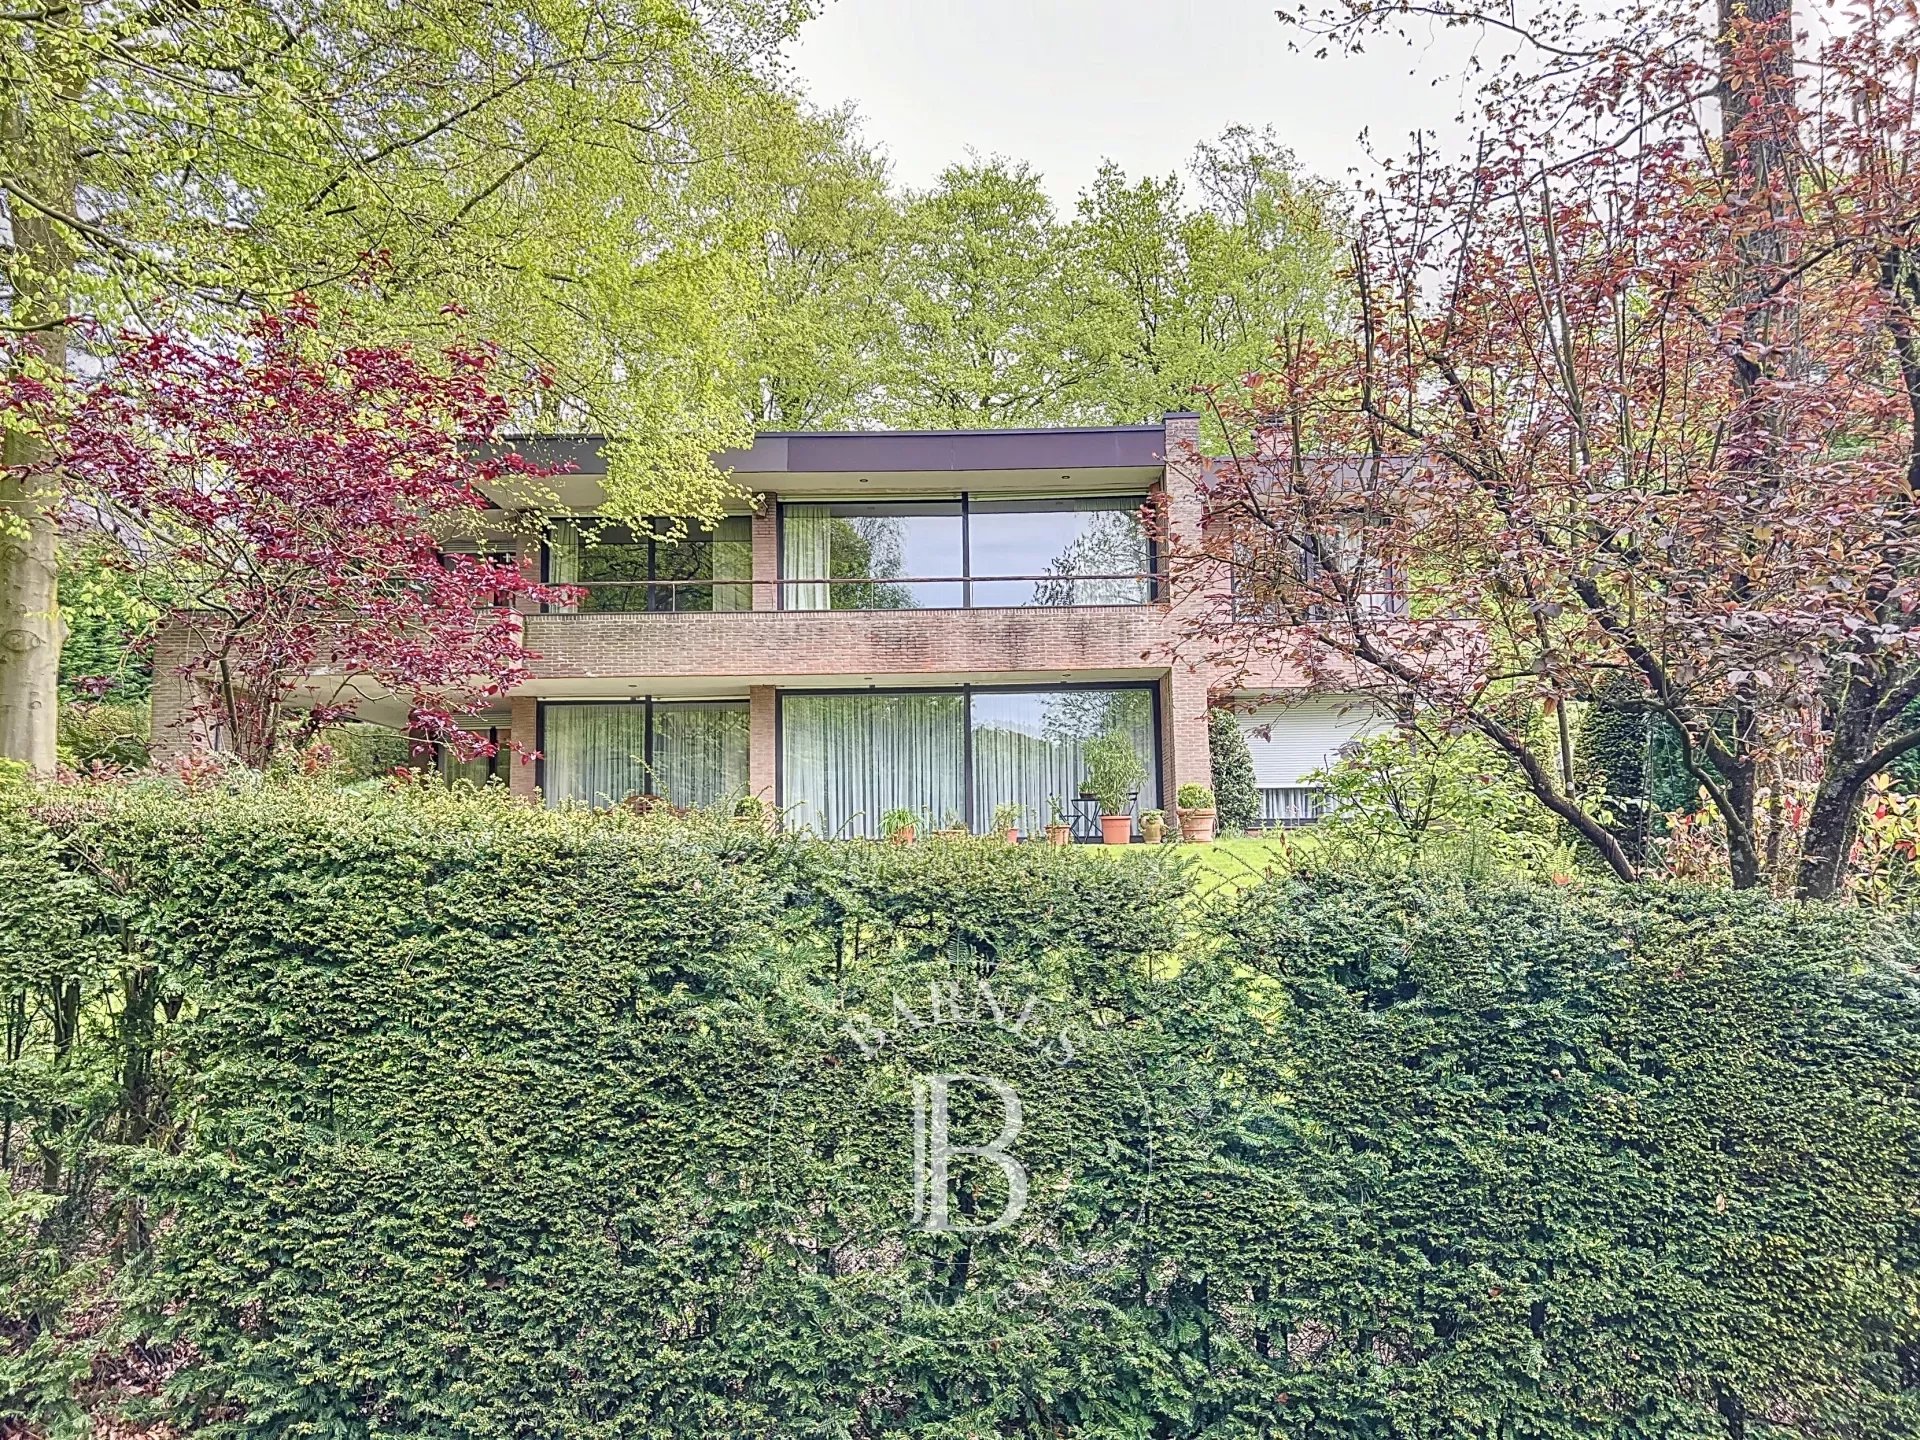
[970,688,1157,833]
[541,701,748,809]
[780,686,1158,838]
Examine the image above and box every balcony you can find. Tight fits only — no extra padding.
[521,574,1177,687]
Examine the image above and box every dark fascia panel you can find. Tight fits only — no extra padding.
[722,425,1169,475]
[490,425,1174,478]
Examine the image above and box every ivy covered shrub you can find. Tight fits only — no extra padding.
[1,780,1916,1437]
[1207,706,1261,833]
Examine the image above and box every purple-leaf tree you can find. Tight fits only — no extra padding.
[2,300,577,769]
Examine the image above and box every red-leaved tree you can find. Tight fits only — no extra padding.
[1,301,575,768]
[1179,1,1920,897]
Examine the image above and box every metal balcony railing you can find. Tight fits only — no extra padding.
[545,572,1164,614]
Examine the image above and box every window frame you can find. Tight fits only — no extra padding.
[773,680,1163,835]
[776,494,1157,611]
[534,697,750,806]
[539,515,750,614]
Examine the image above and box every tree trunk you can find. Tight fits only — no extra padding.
[0,18,79,773]
[1797,778,1863,900]
[0,421,62,774]
[1796,695,1878,899]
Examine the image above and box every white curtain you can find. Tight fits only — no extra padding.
[438,740,494,789]
[711,517,752,612]
[782,693,965,837]
[651,703,749,808]
[781,505,832,610]
[542,704,649,807]
[971,689,1157,829]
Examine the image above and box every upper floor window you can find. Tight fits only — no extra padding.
[780,496,1151,611]
[546,517,751,613]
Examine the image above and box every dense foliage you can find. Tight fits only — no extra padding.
[1,781,1914,1436]
[4,305,575,766]
[1180,2,1920,897]
[1207,706,1262,833]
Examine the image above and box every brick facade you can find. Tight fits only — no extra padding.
[152,415,1342,816]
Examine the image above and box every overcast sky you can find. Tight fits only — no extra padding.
[786,0,1488,207]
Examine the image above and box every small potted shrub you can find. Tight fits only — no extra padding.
[1176,782,1218,843]
[1139,807,1166,844]
[732,794,769,830]
[882,807,919,845]
[936,808,969,840]
[1044,795,1073,847]
[991,802,1023,844]
[1082,732,1146,845]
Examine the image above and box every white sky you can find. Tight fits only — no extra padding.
[786,0,1489,207]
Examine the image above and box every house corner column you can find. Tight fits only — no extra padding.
[147,612,209,763]
[749,686,777,803]
[1161,664,1212,812]
[751,493,778,612]
[507,695,539,802]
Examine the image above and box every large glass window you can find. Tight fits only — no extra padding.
[968,498,1151,607]
[780,686,1157,839]
[541,701,748,809]
[780,497,1149,610]
[437,729,498,788]
[970,688,1158,833]
[547,517,751,613]
[780,692,967,838]
[781,502,963,610]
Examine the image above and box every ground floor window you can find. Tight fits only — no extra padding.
[780,685,1159,839]
[540,700,748,809]
[438,728,499,788]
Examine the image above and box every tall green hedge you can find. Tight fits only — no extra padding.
[1,781,1916,1437]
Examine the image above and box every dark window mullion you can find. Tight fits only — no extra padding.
[962,684,975,831]
[643,697,655,790]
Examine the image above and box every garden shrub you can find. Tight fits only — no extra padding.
[1208,706,1261,834]
[1,780,1916,1437]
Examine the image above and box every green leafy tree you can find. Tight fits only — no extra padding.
[0,0,824,768]
[738,106,901,429]
[882,158,1109,426]
[1069,128,1348,429]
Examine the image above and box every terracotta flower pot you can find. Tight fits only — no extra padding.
[1000,829,1019,845]
[1140,819,1165,845]
[1099,813,1133,845]
[889,825,916,845]
[1045,823,1072,847]
[1177,807,1217,844]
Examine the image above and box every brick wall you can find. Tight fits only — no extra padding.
[522,604,1173,683]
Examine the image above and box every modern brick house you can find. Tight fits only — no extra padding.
[153,413,1385,836]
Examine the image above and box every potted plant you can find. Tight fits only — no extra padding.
[1139,808,1166,844]
[1176,782,1218,843]
[936,808,969,840]
[732,794,768,831]
[1044,795,1073,847]
[990,802,1023,844]
[1082,733,1146,845]
[881,807,919,845]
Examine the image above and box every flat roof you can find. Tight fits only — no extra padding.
[496,419,1184,479]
